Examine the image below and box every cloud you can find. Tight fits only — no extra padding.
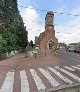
[21,6,44,42]
[56,30,80,44]
[55,22,80,44]
[71,6,80,15]
[20,5,80,44]
[55,6,80,44]
[57,6,65,13]
[55,5,65,16]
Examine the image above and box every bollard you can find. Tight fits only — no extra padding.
[34,53,36,59]
[45,53,46,58]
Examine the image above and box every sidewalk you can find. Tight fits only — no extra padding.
[16,50,79,70]
[0,51,80,92]
[0,50,79,70]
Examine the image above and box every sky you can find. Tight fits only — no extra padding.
[17,0,80,44]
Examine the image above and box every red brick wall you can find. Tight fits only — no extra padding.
[39,25,58,49]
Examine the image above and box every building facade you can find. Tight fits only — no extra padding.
[35,11,58,49]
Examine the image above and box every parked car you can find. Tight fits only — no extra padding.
[74,45,80,53]
[66,46,70,51]
[66,45,76,52]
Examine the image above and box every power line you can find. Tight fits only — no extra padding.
[54,24,77,28]
[23,20,79,28]
[19,5,80,17]
[21,7,80,29]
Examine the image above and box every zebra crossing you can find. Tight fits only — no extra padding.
[0,65,80,92]
[20,70,30,92]
[0,71,15,92]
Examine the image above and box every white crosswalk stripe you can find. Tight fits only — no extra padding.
[56,66,80,82]
[77,65,80,66]
[0,71,15,92]
[20,70,30,92]
[39,68,60,87]
[64,66,75,71]
[30,69,46,90]
[72,66,80,70]
[0,65,80,92]
[48,67,73,84]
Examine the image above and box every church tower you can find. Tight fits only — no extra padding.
[45,11,56,49]
[45,11,54,26]
[35,11,58,49]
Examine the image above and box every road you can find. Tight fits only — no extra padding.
[0,50,80,92]
[57,48,80,62]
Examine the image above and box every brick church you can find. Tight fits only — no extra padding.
[35,11,58,49]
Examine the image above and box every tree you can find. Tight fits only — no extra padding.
[59,43,67,48]
[77,42,80,51]
[0,0,28,53]
[0,35,2,44]
[2,29,18,52]
[29,40,34,49]
[15,24,28,49]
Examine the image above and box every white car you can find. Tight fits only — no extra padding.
[68,45,76,52]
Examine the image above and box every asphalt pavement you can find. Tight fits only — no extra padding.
[57,48,80,63]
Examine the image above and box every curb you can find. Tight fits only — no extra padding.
[34,83,80,92]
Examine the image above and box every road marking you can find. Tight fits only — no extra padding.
[64,66,75,71]
[30,69,46,90]
[72,66,80,70]
[48,67,73,84]
[56,66,80,82]
[77,65,80,66]
[20,70,30,92]
[39,68,59,87]
[0,71,15,92]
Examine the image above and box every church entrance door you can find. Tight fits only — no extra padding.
[48,40,54,49]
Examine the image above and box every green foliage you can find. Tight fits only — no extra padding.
[1,29,16,52]
[0,45,7,54]
[0,0,28,53]
[77,42,80,50]
[3,29,17,46]
[0,35,2,44]
[52,43,57,52]
[59,43,66,48]
[28,40,35,50]
[15,24,28,49]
